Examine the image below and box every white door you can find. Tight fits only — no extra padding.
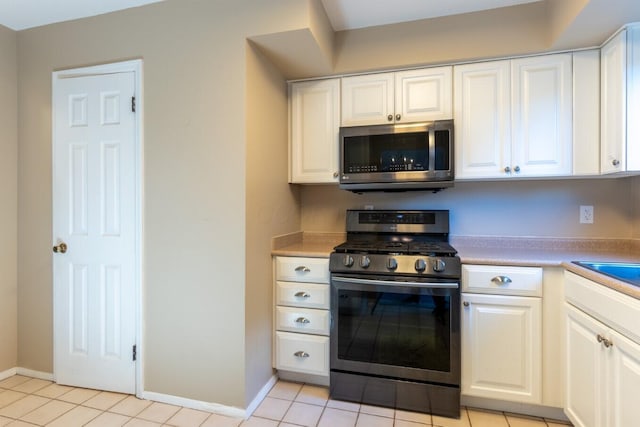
[461,293,541,403]
[341,73,394,126]
[53,66,139,394]
[564,304,607,427]
[454,60,511,179]
[511,54,573,177]
[395,66,452,123]
[289,79,340,183]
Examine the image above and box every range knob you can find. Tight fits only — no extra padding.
[387,257,398,270]
[360,256,371,268]
[343,255,354,267]
[432,258,446,272]
[415,258,427,272]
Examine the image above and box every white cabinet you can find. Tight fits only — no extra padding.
[461,264,542,404]
[341,67,452,126]
[289,79,340,183]
[455,54,573,179]
[601,24,640,174]
[564,271,640,427]
[274,256,330,383]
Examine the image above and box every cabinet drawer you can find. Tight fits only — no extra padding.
[276,257,329,283]
[462,264,542,296]
[276,281,330,309]
[276,331,329,376]
[276,306,329,336]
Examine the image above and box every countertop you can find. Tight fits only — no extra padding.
[271,232,640,299]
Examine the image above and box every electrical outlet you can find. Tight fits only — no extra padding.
[580,205,594,224]
[364,205,374,210]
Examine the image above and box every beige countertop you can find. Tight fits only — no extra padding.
[272,232,640,299]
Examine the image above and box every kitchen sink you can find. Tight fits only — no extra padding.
[573,261,640,287]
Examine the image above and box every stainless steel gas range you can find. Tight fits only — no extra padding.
[329,210,461,418]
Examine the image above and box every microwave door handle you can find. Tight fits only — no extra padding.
[428,124,436,172]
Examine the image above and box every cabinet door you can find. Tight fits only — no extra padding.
[454,60,511,179]
[565,304,607,427]
[601,30,627,174]
[609,328,640,427]
[290,79,340,183]
[341,73,394,126]
[461,293,541,403]
[511,54,573,176]
[572,50,601,176]
[395,67,452,123]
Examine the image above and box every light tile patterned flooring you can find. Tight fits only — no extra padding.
[0,375,572,427]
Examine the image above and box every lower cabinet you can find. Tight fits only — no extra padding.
[273,256,330,384]
[461,264,543,404]
[565,272,640,427]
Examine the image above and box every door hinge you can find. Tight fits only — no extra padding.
[132,344,137,361]
[131,96,136,113]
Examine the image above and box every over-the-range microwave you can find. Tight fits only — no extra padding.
[339,119,454,192]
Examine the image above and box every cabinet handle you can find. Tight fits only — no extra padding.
[612,159,620,166]
[294,291,311,298]
[504,166,511,173]
[295,266,311,273]
[491,276,512,285]
[514,165,521,173]
[333,172,339,178]
[295,317,310,324]
[395,113,401,121]
[387,114,393,121]
[603,338,613,348]
[294,351,310,358]
[463,301,470,307]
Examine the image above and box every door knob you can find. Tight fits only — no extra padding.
[53,242,68,254]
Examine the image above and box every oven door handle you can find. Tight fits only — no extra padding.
[332,276,459,289]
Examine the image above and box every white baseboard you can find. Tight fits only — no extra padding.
[245,374,278,417]
[141,390,246,419]
[0,368,17,381]
[16,368,54,381]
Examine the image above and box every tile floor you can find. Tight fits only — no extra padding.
[0,375,572,427]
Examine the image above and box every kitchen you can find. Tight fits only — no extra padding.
[1,0,640,426]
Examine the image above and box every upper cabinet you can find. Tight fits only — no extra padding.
[601,24,640,174]
[289,79,340,183]
[454,54,573,179]
[341,67,453,126]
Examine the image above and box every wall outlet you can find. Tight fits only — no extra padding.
[580,205,594,224]
[364,205,374,210]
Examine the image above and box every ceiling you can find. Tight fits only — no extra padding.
[0,0,545,32]
[320,0,543,31]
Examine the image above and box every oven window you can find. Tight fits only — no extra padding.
[336,288,451,372]
[343,132,429,173]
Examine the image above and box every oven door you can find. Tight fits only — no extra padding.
[330,274,460,386]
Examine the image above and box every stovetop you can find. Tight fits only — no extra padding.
[333,239,457,256]
[330,209,460,277]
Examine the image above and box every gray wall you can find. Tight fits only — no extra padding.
[301,178,636,239]
[0,24,17,373]
[16,0,306,408]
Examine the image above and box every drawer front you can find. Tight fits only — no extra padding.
[276,257,329,283]
[276,281,330,309]
[276,306,329,336]
[276,331,329,376]
[462,264,542,296]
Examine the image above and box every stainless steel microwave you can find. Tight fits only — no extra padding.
[339,120,454,192]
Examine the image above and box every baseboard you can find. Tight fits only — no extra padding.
[16,368,54,381]
[141,390,246,419]
[462,395,569,422]
[245,374,278,417]
[0,367,17,381]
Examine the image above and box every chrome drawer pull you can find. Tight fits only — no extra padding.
[294,291,311,298]
[295,266,311,273]
[294,351,310,358]
[295,317,310,324]
[491,276,512,285]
